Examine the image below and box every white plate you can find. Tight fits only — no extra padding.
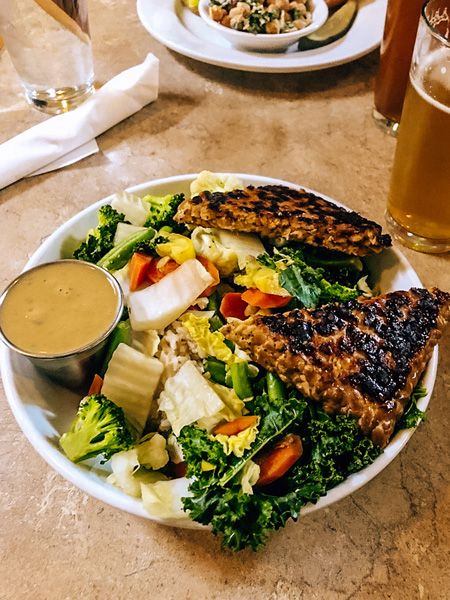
[0,173,437,529]
[137,0,387,73]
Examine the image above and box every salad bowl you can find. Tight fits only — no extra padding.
[198,0,329,52]
[0,173,437,532]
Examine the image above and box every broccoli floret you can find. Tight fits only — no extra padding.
[60,394,133,463]
[73,206,126,263]
[142,193,186,231]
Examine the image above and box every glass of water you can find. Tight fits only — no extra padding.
[0,0,95,114]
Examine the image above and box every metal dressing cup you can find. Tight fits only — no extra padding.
[385,0,450,253]
[0,261,123,392]
[0,0,95,114]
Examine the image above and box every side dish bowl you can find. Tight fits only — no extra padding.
[0,173,437,528]
[198,0,329,52]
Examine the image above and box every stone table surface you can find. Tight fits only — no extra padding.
[1,1,450,599]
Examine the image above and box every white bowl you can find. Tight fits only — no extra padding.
[198,0,329,51]
[0,173,437,529]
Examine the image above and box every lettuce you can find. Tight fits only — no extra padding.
[101,343,164,437]
[181,313,236,364]
[158,360,227,435]
[211,418,260,457]
[111,190,152,227]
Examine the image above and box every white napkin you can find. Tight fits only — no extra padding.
[27,139,100,177]
[0,53,159,190]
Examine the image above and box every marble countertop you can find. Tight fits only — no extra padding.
[1,1,450,598]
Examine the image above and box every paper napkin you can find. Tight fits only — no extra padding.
[0,53,159,190]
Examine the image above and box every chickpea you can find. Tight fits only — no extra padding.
[221,14,232,27]
[265,20,280,33]
[229,1,251,17]
[289,1,306,10]
[210,5,227,21]
[274,0,290,11]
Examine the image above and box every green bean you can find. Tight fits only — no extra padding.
[230,362,253,400]
[266,371,285,403]
[97,227,155,271]
[204,357,227,385]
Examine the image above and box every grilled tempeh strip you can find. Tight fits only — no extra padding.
[220,288,450,447]
[175,185,392,256]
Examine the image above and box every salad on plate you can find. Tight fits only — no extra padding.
[57,171,444,552]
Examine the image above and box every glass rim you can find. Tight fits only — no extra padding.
[422,0,450,49]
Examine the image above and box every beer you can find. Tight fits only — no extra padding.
[373,0,423,131]
[387,49,450,243]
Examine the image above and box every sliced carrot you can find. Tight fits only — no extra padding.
[147,257,179,283]
[213,415,259,436]
[241,288,291,309]
[254,434,303,486]
[88,374,103,395]
[219,292,248,320]
[197,256,220,297]
[129,251,153,292]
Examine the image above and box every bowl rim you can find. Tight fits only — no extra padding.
[197,0,329,42]
[0,172,437,527]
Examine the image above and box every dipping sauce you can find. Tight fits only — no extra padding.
[0,261,122,356]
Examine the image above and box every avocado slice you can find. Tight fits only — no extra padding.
[298,0,358,51]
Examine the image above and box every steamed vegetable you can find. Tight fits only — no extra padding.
[158,360,228,435]
[257,247,361,308]
[60,394,133,463]
[97,227,156,271]
[241,288,291,309]
[219,292,248,320]
[142,193,185,230]
[254,433,303,486]
[73,205,126,263]
[129,252,153,291]
[101,343,164,436]
[190,170,244,196]
[180,313,235,364]
[155,232,195,263]
[178,373,382,551]
[100,320,132,376]
[191,226,265,276]
[111,191,154,227]
[128,259,214,331]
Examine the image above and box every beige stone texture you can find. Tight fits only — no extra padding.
[1,1,450,599]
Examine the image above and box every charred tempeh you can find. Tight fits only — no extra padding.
[175,185,392,256]
[220,287,450,447]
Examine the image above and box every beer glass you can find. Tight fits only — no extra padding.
[385,0,450,253]
[0,0,94,115]
[373,0,424,136]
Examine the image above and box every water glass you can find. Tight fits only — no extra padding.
[0,0,95,114]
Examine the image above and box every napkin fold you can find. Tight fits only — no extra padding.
[0,53,159,190]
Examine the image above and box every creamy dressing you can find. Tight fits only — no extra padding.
[0,261,121,355]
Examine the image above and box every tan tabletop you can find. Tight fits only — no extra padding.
[1,1,450,598]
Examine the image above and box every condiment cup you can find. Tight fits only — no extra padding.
[0,260,124,391]
[198,0,329,52]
